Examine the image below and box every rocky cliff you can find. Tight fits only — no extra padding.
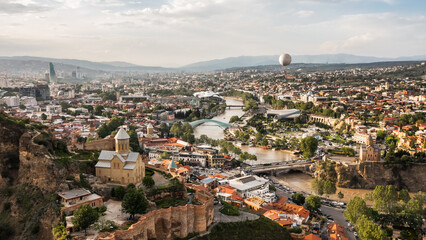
[0,114,78,240]
[335,162,426,192]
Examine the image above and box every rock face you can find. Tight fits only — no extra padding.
[0,116,78,240]
[99,190,215,240]
[335,162,426,192]
[18,132,77,193]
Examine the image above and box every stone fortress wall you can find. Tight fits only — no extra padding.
[83,138,114,151]
[99,190,214,240]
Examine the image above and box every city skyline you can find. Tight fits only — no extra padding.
[1,0,425,67]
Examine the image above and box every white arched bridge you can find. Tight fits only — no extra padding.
[189,119,231,128]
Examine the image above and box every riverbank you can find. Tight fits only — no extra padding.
[272,172,374,203]
[223,96,244,102]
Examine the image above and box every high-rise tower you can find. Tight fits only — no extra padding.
[49,62,57,83]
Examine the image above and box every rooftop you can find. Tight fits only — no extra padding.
[58,188,91,200]
[115,127,130,140]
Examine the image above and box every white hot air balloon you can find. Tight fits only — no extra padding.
[279,53,292,66]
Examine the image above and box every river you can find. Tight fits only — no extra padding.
[194,98,295,164]
[193,98,376,202]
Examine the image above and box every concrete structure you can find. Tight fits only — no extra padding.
[95,127,145,185]
[251,161,311,175]
[359,135,381,162]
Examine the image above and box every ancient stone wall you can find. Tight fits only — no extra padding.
[84,138,114,151]
[99,190,214,240]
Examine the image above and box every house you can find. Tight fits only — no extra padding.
[328,222,349,240]
[95,127,145,185]
[58,188,103,217]
[304,233,321,240]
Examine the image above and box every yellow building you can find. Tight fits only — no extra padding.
[360,135,381,162]
[95,127,145,185]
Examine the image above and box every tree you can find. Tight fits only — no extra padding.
[344,196,370,224]
[398,189,411,203]
[121,188,149,219]
[323,180,337,197]
[311,178,324,196]
[41,113,47,120]
[305,195,321,211]
[112,186,126,200]
[52,224,68,240]
[229,115,240,123]
[300,136,318,158]
[292,193,305,205]
[385,135,399,151]
[337,191,344,200]
[71,204,99,235]
[376,130,387,143]
[142,176,155,188]
[97,124,110,138]
[413,191,426,206]
[269,184,276,192]
[355,215,389,240]
[94,105,104,116]
[170,122,183,137]
[159,123,169,137]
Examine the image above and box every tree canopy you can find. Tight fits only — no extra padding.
[121,187,149,218]
[300,136,318,158]
[71,204,99,235]
[305,195,321,211]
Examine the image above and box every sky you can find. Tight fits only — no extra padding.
[0,0,425,67]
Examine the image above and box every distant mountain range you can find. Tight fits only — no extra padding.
[0,54,425,74]
[180,54,426,71]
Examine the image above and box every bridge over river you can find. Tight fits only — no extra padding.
[250,160,312,176]
[189,119,232,128]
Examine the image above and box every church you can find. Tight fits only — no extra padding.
[95,127,145,185]
[359,135,381,162]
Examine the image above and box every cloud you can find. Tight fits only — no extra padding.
[296,10,314,18]
[0,0,50,14]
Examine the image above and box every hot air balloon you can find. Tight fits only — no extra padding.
[279,53,292,66]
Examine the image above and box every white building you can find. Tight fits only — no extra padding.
[228,175,270,198]
[46,105,62,114]
[20,96,37,107]
[4,96,20,107]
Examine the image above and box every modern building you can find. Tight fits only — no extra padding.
[49,62,57,83]
[19,85,50,100]
[95,127,145,185]
[3,96,20,107]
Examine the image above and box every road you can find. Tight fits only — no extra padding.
[273,186,356,240]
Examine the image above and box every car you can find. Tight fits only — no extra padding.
[353,231,358,237]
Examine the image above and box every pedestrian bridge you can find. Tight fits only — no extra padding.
[189,119,231,128]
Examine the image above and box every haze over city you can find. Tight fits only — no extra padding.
[1,0,426,67]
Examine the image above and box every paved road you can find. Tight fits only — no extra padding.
[274,186,356,240]
[213,204,259,223]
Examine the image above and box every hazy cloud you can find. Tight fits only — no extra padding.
[0,0,424,66]
[0,1,50,14]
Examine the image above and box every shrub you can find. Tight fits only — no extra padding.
[219,202,240,216]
